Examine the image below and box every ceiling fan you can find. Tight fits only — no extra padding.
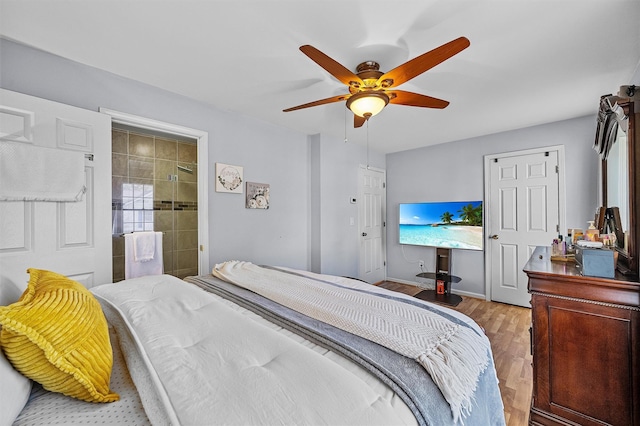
[283,37,470,128]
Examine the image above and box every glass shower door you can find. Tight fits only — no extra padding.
[111,128,198,281]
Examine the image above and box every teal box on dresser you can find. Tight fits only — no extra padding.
[575,246,615,278]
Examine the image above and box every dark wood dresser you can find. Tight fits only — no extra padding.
[524,246,640,426]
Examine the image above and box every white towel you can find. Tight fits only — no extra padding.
[0,141,86,201]
[125,232,163,279]
[133,231,156,262]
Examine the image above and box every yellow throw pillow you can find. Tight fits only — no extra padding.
[0,269,119,403]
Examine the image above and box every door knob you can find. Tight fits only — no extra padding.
[489,234,499,240]
[362,232,367,236]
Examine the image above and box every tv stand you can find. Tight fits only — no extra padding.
[414,248,463,306]
[414,273,462,306]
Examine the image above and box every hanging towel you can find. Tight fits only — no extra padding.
[0,141,86,202]
[124,232,163,279]
[133,231,156,262]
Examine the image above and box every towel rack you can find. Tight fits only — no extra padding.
[115,232,166,237]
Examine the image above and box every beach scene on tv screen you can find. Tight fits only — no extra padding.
[399,201,483,250]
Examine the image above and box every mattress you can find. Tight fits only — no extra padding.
[13,327,151,425]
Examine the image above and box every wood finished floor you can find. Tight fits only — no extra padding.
[376,281,532,426]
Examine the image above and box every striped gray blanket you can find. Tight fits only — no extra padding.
[212,261,490,423]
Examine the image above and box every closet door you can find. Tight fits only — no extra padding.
[0,89,111,293]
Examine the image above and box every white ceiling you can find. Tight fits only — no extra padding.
[2,0,639,154]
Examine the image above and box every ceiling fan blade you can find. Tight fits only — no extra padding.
[354,114,366,128]
[300,45,364,87]
[283,94,349,112]
[377,37,470,88]
[388,90,450,109]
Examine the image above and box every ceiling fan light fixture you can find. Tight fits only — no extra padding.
[346,92,389,118]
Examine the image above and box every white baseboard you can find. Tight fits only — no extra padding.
[385,276,486,300]
[452,289,486,300]
[385,276,423,287]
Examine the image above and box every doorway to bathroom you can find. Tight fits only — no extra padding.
[102,109,210,281]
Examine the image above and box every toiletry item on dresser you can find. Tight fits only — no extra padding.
[601,234,613,247]
[551,235,576,262]
[577,240,604,248]
[585,221,600,242]
[572,228,583,244]
[566,229,575,254]
[551,236,566,256]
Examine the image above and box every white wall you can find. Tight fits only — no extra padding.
[0,38,375,274]
[314,133,385,278]
[386,115,600,296]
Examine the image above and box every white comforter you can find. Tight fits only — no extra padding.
[92,274,417,426]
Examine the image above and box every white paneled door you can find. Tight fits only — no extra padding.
[486,148,562,307]
[358,166,386,283]
[0,89,111,292]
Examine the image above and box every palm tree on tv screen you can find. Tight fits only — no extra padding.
[441,211,454,224]
[458,203,483,226]
[472,205,483,225]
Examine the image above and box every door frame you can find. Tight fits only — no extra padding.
[483,145,566,301]
[357,164,387,283]
[99,108,210,276]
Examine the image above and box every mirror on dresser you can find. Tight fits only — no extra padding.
[599,97,638,276]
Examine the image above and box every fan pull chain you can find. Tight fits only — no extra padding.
[366,119,370,169]
[344,107,348,143]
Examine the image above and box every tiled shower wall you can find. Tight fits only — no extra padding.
[112,129,198,281]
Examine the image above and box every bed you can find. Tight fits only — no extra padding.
[0,262,505,426]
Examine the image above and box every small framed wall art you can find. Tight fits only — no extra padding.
[246,182,270,209]
[215,163,243,193]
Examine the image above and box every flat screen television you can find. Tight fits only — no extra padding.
[399,201,483,251]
